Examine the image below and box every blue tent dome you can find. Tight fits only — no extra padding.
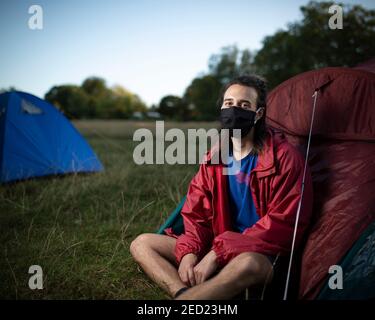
[0,91,104,183]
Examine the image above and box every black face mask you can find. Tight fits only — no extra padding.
[220,106,257,137]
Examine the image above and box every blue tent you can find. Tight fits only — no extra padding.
[0,91,103,183]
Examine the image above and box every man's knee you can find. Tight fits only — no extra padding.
[130,233,154,260]
[229,252,273,283]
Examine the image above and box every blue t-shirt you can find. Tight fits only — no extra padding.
[227,151,259,233]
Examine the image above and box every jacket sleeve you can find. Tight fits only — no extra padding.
[174,163,214,264]
[211,145,314,267]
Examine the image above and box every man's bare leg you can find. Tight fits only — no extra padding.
[175,252,273,300]
[130,233,186,298]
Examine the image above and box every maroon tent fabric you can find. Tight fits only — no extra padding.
[266,61,375,299]
[354,58,375,73]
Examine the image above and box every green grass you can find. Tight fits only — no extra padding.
[0,120,217,299]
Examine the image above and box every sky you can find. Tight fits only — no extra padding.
[1,0,374,107]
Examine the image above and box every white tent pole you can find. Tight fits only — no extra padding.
[283,90,318,300]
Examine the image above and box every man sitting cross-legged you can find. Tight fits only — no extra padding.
[130,74,313,300]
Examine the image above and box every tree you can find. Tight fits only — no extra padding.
[208,45,256,83]
[208,45,240,84]
[81,77,108,98]
[0,86,17,94]
[107,85,147,119]
[45,79,147,119]
[157,95,188,120]
[81,77,111,117]
[183,75,222,121]
[253,1,375,88]
[239,49,255,75]
[183,46,255,120]
[45,85,91,118]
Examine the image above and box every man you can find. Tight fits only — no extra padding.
[130,74,313,300]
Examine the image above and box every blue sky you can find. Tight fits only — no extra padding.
[1,0,374,106]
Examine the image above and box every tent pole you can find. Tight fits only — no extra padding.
[283,90,318,300]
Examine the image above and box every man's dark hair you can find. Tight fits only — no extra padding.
[217,74,269,155]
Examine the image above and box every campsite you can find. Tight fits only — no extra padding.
[1,63,374,299]
[1,0,374,302]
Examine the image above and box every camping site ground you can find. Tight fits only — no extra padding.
[0,120,217,299]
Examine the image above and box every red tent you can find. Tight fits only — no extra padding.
[266,60,375,299]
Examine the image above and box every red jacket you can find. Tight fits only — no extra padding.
[166,127,314,267]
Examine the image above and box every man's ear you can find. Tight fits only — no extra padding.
[255,107,265,122]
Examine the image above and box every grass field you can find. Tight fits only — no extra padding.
[0,120,218,299]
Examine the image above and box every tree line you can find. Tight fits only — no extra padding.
[45,78,147,119]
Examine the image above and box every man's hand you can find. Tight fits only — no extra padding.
[178,253,198,287]
[193,250,218,285]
